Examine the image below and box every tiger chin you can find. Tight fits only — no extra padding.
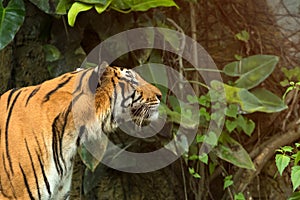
[0,62,161,200]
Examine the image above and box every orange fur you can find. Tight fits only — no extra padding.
[0,65,161,199]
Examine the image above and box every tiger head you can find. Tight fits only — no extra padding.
[95,64,162,128]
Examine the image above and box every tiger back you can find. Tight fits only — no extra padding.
[0,63,161,200]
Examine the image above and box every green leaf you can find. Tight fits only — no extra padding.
[234,54,243,60]
[251,88,288,113]
[211,81,287,113]
[78,0,106,3]
[223,175,233,190]
[56,0,73,14]
[209,162,216,175]
[193,173,201,178]
[110,0,178,13]
[199,153,208,164]
[189,167,201,178]
[198,95,210,107]
[129,0,178,12]
[157,27,181,51]
[94,0,113,14]
[281,146,294,153]
[196,135,204,143]
[68,2,93,27]
[288,191,300,200]
[189,154,199,160]
[293,150,300,165]
[225,104,238,118]
[275,154,290,176]
[225,120,237,133]
[43,44,61,62]
[235,30,250,42]
[188,167,195,174]
[234,193,246,200]
[187,95,198,103]
[29,0,60,14]
[291,166,300,191]
[215,135,255,170]
[78,145,101,172]
[204,131,218,147]
[0,0,25,50]
[236,115,255,136]
[223,55,279,89]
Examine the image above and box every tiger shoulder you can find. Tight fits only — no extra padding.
[0,63,161,200]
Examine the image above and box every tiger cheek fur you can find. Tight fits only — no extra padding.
[0,64,161,200]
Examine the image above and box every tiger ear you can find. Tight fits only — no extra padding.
[89,61,109,92]
[94,61,109,75]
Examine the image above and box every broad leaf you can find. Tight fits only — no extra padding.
[214,135,255,170]
[275,154,290,176]
[130,0,178,11]
[235,30,250,42]
[68,2,93,27]
[78,145,100,172]
[29,0,60,14]
[56,0,72,14]
[111,0,178,12]
[251,88,288,113]
[0,0,25,50]
[223,55,279,89]
[157,28,181,51]
[234,193,246,200]
[288,191,300,200]
[236,115,255,136]
[225,120,237,133]
[294,151,300,165]
[78,0,107,4]
[291,166,300,191]
[211,81,287,113]
[43,44,61,62]
[223,175,233,190]
[95,0,113,14]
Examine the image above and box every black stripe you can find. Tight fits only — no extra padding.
[118,82,126,100]
[25,139,41,199]
[132,93,142,104]
[2,153,16,198]
[6,88,18,110]
[5,90,22,175]
[25,87,40,107]
[76,126,85,146]
[111,78,118,123]
[70,70,81,74]
[59,103,72,171]
[34,134,43,160]
[37,152,51,196]
[88,70,99,93]
[73,69,90,94]
[43,77,72,102]
[52,115,63,176]
[119,81,135,108]
[19,164,35,200]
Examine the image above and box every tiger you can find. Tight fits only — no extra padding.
[0,62,162,200]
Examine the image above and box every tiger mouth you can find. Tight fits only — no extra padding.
[130,103,159,126]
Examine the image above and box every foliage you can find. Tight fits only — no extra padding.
[0,0,25,50]
[158,53,286,198]
[275,144,300,192]
[0,0,178,50]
